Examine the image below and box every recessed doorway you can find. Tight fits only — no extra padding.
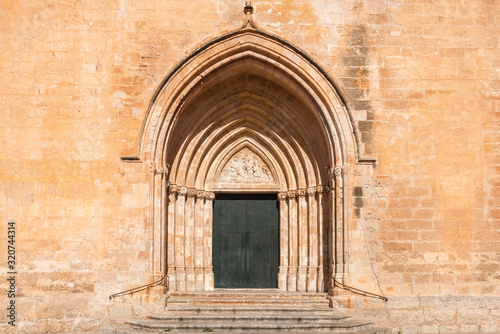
[213,193,279,288]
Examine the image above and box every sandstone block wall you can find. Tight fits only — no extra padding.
[0,0,498,333]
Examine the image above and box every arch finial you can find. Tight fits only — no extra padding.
[241,1,258,30]
[243,1,254,15]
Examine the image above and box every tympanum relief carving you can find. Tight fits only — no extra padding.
[221,152,273,182]
[215,148,278,190]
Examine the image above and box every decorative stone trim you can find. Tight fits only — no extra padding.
[306,186,317,196]
[150,163,169,174]
[187,188,198,198]
[330,165,350,178]
[167,186,215,200]
[178,186,188,196]
[333,165,342,177]
[168,184,179,194]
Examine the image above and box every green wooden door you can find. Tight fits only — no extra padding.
[213,193,279,288]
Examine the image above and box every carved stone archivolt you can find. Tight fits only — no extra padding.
[139,6,358,293]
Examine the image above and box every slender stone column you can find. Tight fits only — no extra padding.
[194,191,205,291]
[341,165,349,283]
[277,191,289,291]
[306,186,318,292]
[333,166,344,288]
[297,188,308,291]
[203,191,215,290]
[167,184,178,291]
[149,163,168,283]
[185,188,197,291]
[150,165,161,280]
[175,186,187,291]
[287,190,298,291]
[316,185,326,292]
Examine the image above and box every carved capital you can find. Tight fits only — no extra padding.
[187,188,197,198]
[306,186,317,196]
[150,163,168,174]
[287,190,297,198]
[168,184,178,194]
[197,190,206,199]
[297,188,307,197]
[316,185,325,193]
[278,192,288,200]
[206,192,216,200]
[178,186,188,196]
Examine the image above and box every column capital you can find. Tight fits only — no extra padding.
[187,188,197,198]
[306,186,317,196]
[150,163,169,175]
[168,184,178,194]
[178,186,188,196]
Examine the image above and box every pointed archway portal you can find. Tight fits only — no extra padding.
[126,9,373,293]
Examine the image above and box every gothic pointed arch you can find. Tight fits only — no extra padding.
[132,12,370,293]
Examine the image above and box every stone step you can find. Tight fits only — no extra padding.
[167,290,330,307]
[125,319,374,332]
[163,305,335,315]
[167,297,329,306]
[102,290,392,334]
[102,326,392,334]
[147,312,350,322]
[168,290,327,299]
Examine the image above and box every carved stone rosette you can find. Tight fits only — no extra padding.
[330,164,350,179]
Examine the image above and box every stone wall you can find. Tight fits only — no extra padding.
[0,0,498,333]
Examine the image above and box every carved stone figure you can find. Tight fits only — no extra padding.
[220,150,273,182]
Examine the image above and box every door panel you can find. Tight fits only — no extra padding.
[213,193,279,288]
[219,232,242,287]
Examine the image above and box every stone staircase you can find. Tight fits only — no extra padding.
[102,290,391,334]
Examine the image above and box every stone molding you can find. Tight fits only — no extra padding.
[274,186,326,199]
[167,185,215,200]
[166,187,326,200]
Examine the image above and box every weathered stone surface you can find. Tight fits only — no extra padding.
[0,0,498,333]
